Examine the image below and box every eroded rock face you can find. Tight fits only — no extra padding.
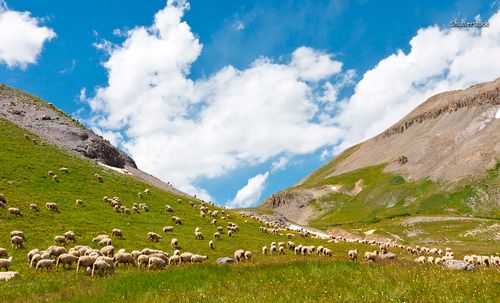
[0,85,136,169]
[261,190,313,209]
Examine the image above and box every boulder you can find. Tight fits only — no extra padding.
[0,272,19,282]
[216,257,235,264]
[443,260,475,271]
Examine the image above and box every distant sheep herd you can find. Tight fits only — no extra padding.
[0,164,499,281]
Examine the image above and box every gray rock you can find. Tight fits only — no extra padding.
[443,260,475,271]
[0,272,19,282]
[378,252,397,260]
[216,257,235,264]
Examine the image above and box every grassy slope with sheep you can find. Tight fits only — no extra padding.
[0,117,499,302]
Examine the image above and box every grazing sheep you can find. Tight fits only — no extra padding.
[98,238,112,246]
[54,235,67,245]
[59,167,69,173]
[113,253,135,267]
[137,255,150,268]
[364,251,379,262]
[170,238,179,249]
[217,226,224,233]
[52,175,59,182]
[227,230,233,237]
[234,249,245,262]
[123,208,131,215]
[10,231,25,240]
[11,236,24,249]
[27,249,39,262]
[244,251,252,261]
[47,170,55,177]
[323,248,333,257]
[100,246,114,257]
[211,219,217,225]
[279,246,286,255]
[138,192,143,199]
[165,205,173,212]
[92,259,112,276]
[262,246,268,255]
[163,226,174,233]
[0,257,13,271]
[8,207,22,216]
[147,232,162,242]
[95,174,103,182]
[92,235,110,243]
[414,256,426,264]
[47,246,67,258]
[36,259,54,271]
[270,245,277,255]
[169,255,181,265]
[195,231,204,240]
[173,250,180,256]
[214,232,221,240]
[46,202,59,212]
[171,216,182,225]
[64,231,76,242]
[112,229,123,238]
[434,257,443,265]
[427,256,435,264]
[30,254,41,268]
[29,204,39,212]
[191,255,208,263]
[75,199,85,206]
[180,252,194,263]
[209,240,215,249]
[144,189,150,195]
[348,249,358,261]
[56,254,79,269]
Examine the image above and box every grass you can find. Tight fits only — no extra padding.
[0,116,499,302]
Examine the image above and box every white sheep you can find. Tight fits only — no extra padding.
[147,232,162,242]
[8,207,22,216]
[100,245,114,257]
[348,249,358,261]
[364,251,379,262]
[36,259,54,271]
[171,238,179,249]
[64,231,76,242]
[75,199,85,206]
[163,226,174,233]
[214,232,221,240]
[92,259,111,276]
[92,235,110,243]
[0,256,13,271]
[244,251,252,261]
[414,256,426,264]
[165,205,174,212]
[195,231,204,240]
[56,254,79,269]
[98,238,112,246]
[30,204,39,212]
[52,175,59,182]
[54,235,67,245]
[95,174,103,182]
[46,202,59,212]
[234,249,245,262]
[59,167,69,173]
[180,252,193,263]
[11,236,24,249]
[112,229,123,238]
[191,254,208,263]
[30,254,42,268]
[137,255,150,268]
[10,231,25,240]
[209,240,215,249]
[262,246,268,255]
[27,248,39,262]
[171,216,182,225]
[169,255,181,265]
[113,253,135,267]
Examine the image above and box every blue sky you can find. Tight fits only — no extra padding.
[1,0,499,207]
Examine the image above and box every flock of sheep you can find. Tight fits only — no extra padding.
[1,162,499,282]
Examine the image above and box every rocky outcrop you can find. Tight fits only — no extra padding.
[378,86,500,140]
[0,84,136,168]
[262,190,313,209]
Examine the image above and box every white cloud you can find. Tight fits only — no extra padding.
[79,88,87,102]
[233,20,245,31]
[0,1,55,68]
[227,172,269,208]
[335,10,500,150]
[271,156,289,172]
[87,1,344,200]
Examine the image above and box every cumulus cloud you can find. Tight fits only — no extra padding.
[88,1,500,208]
[335,9,500,150]
[87,0,344,200]
[227,172,269,208]
[0,1,55,68]
[271,156,289,172]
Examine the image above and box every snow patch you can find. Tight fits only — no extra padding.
[496,108,500,119]
[288,224,331,239]
[97,162,133,175]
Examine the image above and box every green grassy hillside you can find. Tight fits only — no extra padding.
[0,117,498,302]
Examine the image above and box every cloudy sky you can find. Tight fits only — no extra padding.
[1,0,500,207]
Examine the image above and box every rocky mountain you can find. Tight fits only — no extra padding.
[0,84,185,196]
[262,79,500,227]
